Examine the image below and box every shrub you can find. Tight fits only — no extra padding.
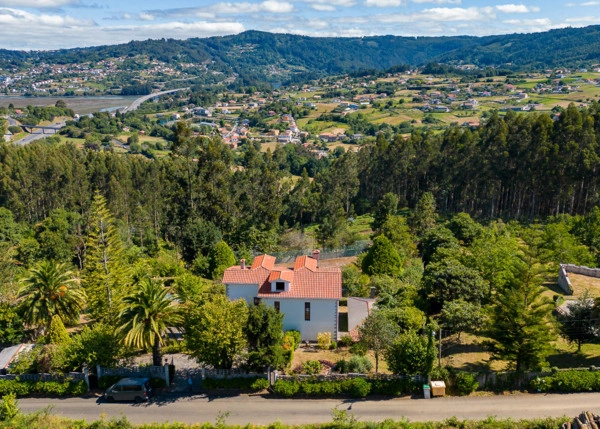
[0,379,86,397]
[347,355,372,374]
[150,378,167,388]
[350,341,368,356]
[344,377,371,398]
[430,366,450,384]
[273,379,300,397]
[0,393,19,421]
[453,372,479,396]
[98,375,122,389]
[302,360,322,375]
[317,332,331,350]
[369,378,419,396]
[335,359,348,373]
[338,335,355,348]
[250,378,269,391]
[202,376,268,390]
[530,370,600,393]
[284,330,301,350]
[329,341,337,350]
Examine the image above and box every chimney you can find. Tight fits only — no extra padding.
[311,249,320,261]
[240,259,246,269]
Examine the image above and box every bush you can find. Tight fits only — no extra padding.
[0,379,86,397]
[202,376,268,391]
[530,369,600,393]
[284,330,302,350]
[347,355,372,374]
[453,372,479,396]
[273,379,300,397]
[302,360,322,375]
[430,366,451,384]
[350,341,368,356]
[335,359,348,373]
[338,335,355,348]
[329,341,337,350]
[370,378,419,396]
[150,378,167,388]
[317,332,331,350]
[344,377,371,398]
[98,375,122,389]
[0,393,19,421]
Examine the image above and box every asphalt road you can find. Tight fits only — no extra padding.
[121,88,188,113]
[17,392,600,426]
[13,120,66,145]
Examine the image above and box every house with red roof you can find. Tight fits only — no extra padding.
[222,252,342,342]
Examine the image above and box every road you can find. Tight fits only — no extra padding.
[13,120,66,145]
[121,88,189,113]
[17,392,600,426]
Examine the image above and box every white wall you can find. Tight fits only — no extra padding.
[262,298,338,342]
[226,284,259,305]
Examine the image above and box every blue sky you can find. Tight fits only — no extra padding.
[1,0,599,51]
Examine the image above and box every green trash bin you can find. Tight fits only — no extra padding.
[423,384,431,399]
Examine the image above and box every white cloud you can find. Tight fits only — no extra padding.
[0,9,244,50]
[581,1,600,5]
[310,4,336,10]
[0,0,78,6]
[504,18,551,25]
[496,4,540,13]
[412,0,461,3]
[260,0,294,13]
[137,12,154,21]
[366,0,404,6]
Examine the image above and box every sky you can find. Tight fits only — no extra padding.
[0,0,599,51]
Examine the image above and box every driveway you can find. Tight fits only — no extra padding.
[16,392,600,426]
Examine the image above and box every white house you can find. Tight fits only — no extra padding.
[222,253,342,342]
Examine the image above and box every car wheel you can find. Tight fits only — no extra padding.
[105,396,114,403]
[134,396,143,403]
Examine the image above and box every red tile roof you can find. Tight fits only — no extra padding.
[222,254,341,300]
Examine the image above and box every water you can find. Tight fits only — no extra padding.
[0,95,139,115]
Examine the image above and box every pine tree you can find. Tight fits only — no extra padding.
[47,314,70,345]
[82,193,130,322]
[207,240,237,280]
[361,235,403,277]
[488,257,556,372]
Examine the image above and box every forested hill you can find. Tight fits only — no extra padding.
[5,26,600,80]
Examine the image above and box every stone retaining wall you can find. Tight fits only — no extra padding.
[558,263,600,295]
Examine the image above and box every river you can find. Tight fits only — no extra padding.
[0,95,139,115]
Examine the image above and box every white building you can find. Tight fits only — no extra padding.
[222,253,342,342]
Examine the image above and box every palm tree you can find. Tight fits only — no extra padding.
[18,260,85,335]
[118,278,182,366]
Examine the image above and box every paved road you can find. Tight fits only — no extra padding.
[121,88,189,113]
[17,392,600,426]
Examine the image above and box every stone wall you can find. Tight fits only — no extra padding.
[558,263,600,295]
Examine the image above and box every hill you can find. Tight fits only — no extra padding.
[2,26,600,85]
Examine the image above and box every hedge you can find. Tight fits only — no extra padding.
[0,379,87,397]
[530,369,600,393]
[202,376,269,391]
[273,377,418,398]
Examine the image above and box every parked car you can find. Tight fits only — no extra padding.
[104,377,152,403]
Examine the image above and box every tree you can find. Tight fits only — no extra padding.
[385,329,434,376]
[64,323,126,371]
[245,303,286,371]
[422,258,489,312]
[409,192,436,237]
[207,240,237,280]
[47,314,70,345]
[361,235,403,277]
[18,260,85,335]
[184,295,248,369]
[557,293,598,352]
[447,212,483,246]
[117,278,182,366]
[488,258,556,372]
[82,193,130,322]
[358,311,398,372]
[378,215,417,260]
[0,303,25,346]
[372,193,399,232]
[419,226,460,266]
[440,299,485,341]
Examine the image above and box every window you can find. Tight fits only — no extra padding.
[275,281,285,291]
[253,297,261,305]
[304,302,311,321]
[274,301,280,313]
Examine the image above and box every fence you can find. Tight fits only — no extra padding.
[201,368,266,379]
[97,364,170,385]
[0,370,89,391]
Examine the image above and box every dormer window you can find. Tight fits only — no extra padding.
[275,281,285,291]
